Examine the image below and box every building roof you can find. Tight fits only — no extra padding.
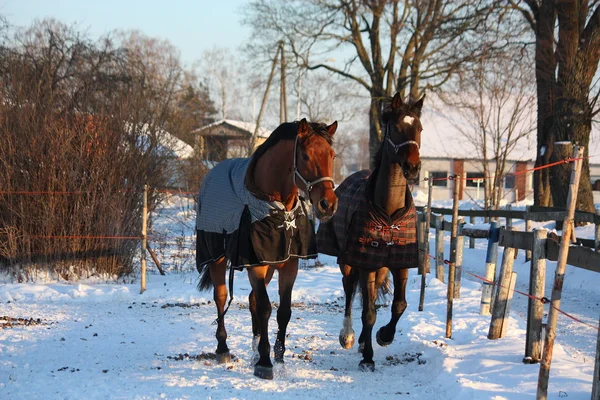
[194,119,271,139]
[418,98,600,163]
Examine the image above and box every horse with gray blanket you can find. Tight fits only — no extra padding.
[196,118,338,379]
[317,93,424,371]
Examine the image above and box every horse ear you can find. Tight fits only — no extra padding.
[298,118,309,137]
[412,94,426,115]
[391,92,403,110]
[327,121,338,137]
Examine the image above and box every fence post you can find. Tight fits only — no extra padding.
[140,184,148,294]
[417,212,425,275]
[592,313,600,400]
[488,243,517,340]
[537,145,584,400]
[525,205,533,261]
[435,214,445,283]
[469,215,475,248]
[594,208,600,251]
[446,175,460,339]
[524,228,547,364]
[454,217,465,299]
[419,178,434,312]
[506,204,512,229]
[480,221,499,315]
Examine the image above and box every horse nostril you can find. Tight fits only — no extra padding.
[319,199,329,211]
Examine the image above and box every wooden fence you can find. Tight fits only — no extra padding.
[413,146,600,400]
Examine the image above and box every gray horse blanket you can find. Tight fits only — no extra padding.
[317,170,418,270]
[196,157,317,269]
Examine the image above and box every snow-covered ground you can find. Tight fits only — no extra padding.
[0,194,598,400]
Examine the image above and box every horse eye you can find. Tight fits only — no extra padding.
[302,153,310,161]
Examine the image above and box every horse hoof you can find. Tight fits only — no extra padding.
[254,365,274,380]
[216,351,231,364]
[339,330,355,350]
[359,361,375,372]
[358,342,365,354]
[376,327,394,347]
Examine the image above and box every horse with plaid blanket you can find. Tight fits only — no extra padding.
[317,93,424,371]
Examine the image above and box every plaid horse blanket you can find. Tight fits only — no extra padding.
[317,170,418,270]
[196,157,317,269]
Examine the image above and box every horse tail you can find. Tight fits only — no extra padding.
[379,273,392,301]
[196,263,213,292]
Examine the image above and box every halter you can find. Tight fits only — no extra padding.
[293,135,335,195]
[386,120,420,153]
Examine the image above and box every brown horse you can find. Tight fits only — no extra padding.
[317,93,423,371]
[196,118,338,379]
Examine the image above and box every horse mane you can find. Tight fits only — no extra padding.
[251,121,333,161]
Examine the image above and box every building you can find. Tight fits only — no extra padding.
[193,120,271,162]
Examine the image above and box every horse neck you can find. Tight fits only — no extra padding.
[373,149,408,217]
[252,140,298,210]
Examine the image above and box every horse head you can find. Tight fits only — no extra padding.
[294,118,338,221]
[382,93,425,180]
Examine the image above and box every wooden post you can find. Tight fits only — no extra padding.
[435,214,445,283]
[506,204,512,229]
[592,313,600,400]
[488,244,516,340]
[595,208,600,252]
[501,271,517,338]
[525,206,533,261]
[480,221,499,315]
[419,179,434,311]
[524,228,547,364]
[537,146,584,400]
[250,45,281,154]
[140,184,148,294]
[469,215,475,248]
[446,175,460,339]
[417,212,425,275]
[454,217,465,299]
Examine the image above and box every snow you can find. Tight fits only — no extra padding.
[1,194,598,399]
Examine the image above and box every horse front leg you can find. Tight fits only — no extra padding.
[249,268,274,355]
[248,265,274,380]
[209,257,231,363]
[274,258,298,363]
[377,268,408,346]
[339,264,358,349]
[358,269,378,371]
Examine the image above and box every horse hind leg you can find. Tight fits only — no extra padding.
[209,258,231,363]
[376,268,408,347]
[339,264,357,350]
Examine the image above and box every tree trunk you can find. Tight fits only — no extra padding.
[533,0,556,207]
[368,96,383,170]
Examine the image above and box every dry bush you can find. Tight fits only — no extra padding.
[0,20,210,280]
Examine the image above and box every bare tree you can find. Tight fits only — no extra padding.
[243,0,498,168]
[440,53,536,210]
[512,0,599,212]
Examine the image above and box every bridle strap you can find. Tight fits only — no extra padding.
[386,121,420,153]
[293,136,335,195]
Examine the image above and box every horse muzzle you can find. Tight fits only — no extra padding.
[402,162,421,180]
[316,197,338,221]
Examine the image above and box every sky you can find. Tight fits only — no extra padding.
[0,0,250,66]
